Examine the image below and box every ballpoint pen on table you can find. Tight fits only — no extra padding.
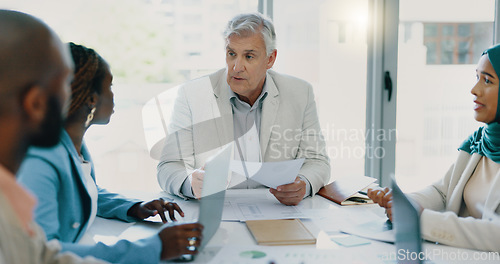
[347,197,367,203]
[358,190,368,196]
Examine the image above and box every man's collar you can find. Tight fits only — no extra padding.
[229,78,269,106]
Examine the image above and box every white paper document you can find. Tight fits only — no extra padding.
[141,190,306,222]
[340,217,395,243]
[230,158,305,189]
[230,197,307,221]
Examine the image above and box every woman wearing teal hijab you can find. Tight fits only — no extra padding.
[368,44,500,252]
[459,44,500,160]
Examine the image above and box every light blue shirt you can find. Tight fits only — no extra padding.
[229,83,267,161]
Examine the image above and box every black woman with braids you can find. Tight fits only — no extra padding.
[18,43,203,263]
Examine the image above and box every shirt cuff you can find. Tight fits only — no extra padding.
[181,174,195,198]
[298,174,311,198]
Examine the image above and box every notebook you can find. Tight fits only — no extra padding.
[318,175,377,205]
[245,219,316,246]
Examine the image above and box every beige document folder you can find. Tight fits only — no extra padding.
[245,219,316,246]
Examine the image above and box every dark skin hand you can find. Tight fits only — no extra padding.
[127,198,184,223]
[159,223,204,260]
[367,187,393,221]
[269,176,306,206]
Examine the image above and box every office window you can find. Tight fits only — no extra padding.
[2,0,371,192]
[273,0,368,181]
[423,22,493,65]
[11,0,492,193]
[396,0,494,191]
[1,0,257,193]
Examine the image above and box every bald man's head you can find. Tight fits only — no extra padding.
[0,10,73,117]
[0,10,73,151]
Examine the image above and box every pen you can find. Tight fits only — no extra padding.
[348,197,367,203]
[358,190,368,196]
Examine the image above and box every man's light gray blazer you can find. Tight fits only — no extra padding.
[157,68,330,198]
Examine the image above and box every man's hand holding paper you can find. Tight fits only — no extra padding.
[230,159,305,188]
[230,158,307,205]
[269,176,307,206]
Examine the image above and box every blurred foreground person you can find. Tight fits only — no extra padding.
[0,9,105,264]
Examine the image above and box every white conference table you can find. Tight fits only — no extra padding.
[84,189,500,264]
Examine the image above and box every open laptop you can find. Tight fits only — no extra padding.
[198,143,232,248]
[391,174,423,264]
[175,143,233,262]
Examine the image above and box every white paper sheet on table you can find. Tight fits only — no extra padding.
[339,217,395,243]
[145,189,308,223]
[304,205,395,243]
[229,197,307,221]
[230,158,305,189]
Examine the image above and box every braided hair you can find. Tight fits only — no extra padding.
[67,42,106,119]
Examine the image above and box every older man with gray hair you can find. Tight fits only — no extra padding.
[157,12,330,206]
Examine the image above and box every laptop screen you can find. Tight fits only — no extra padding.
[175,143,232,262]
[391,174,423,264]
[198,143,233,250]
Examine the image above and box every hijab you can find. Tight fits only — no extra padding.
[459,44,500,163]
